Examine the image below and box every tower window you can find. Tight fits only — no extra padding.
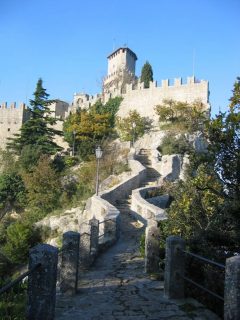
[8,128,10,131]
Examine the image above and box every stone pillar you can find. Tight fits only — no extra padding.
[89,217,99,255]
[27,244,58,320]
[79,232,91,269]
[60,231,80,296]
[224,256,240,320]
[145,224,161,273]
[164,236,185,299]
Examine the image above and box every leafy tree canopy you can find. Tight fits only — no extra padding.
[22,155,61,212]
[0,173,26,220]
[206,77,240,198]
[63,107,113,160]
[160,77,240,257]
[140,61,153,88]
[89,97,123,127]
[116,110,152,142]
[155,99,208,133]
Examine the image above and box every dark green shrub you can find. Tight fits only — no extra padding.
[3,221,40,264]
[158,133,190,155]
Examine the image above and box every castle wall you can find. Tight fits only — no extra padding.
[70,93,102,114]
[0,102,30,149]
[117,77,210,123]
[49,100,69,119]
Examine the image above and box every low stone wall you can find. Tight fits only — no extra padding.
[131,186,168,226]
[86,195,120,248]
[101,159,146,205]
[87,151,147,246]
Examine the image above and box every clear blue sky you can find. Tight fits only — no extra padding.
[0,0,239,116]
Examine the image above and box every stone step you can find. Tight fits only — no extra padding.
[139,148,151,155]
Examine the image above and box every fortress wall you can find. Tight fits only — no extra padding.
[117,77,210,122]
[0,103,29,149]
[49,101,69,119]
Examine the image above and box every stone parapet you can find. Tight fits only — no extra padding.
[131,186,168,226]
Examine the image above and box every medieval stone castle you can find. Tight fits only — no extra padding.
[0,47,210,149]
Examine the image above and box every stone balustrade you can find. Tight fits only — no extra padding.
[87,151,147,244]
[144,233,240,319]
[131,186,168,226]
[24,214,119,319]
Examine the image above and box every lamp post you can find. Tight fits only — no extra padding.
[72,130,76,156]
[132,122,136,147]
[95,146,103,196]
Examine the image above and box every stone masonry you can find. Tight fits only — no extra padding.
[0,47,210,150]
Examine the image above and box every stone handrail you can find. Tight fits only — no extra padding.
[144,232,240,319]
[86,150,147,245]
[131,186,168,226]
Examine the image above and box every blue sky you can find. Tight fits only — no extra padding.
[0,0,239,116]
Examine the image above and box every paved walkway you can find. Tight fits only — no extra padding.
[55,196,219,320]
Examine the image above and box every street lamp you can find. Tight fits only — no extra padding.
[72,130,76,156]
[132,122,136,147]
[95,146,103,196]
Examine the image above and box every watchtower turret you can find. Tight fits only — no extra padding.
[103,47,138,95]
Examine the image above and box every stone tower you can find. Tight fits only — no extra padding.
[103,47,138,95]
[0,102,30,149]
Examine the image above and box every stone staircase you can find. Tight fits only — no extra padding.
[55,185,219,320]
[135,148,160,187]
[55,149,219,320]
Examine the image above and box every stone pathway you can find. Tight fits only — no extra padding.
[55,195,219,320]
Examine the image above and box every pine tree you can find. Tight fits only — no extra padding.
[7,79,62,155]
[140,61,153,88]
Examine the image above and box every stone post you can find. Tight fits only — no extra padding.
[89,217,99,256]
[224,256,240,320]
[60,231,80,296]
[26,244,58,320]
[79,232,91,269]
[145,224,161,273]
[164,236,185,299]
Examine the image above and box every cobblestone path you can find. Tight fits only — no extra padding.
[55,197,219,320]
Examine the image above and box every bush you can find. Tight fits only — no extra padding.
[0,172,27,216]
[63,156,79,168]
[158,133,190,155]
[3,221,40,264]
[0,279,27,320]
[22,155,61,213]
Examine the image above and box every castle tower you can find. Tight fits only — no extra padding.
[103,47,138,95]
[0,102,30,149]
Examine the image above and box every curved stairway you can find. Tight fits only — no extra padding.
[135,148,160,187]
[55,149,219,320]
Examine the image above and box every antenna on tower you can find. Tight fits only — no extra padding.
[113,38,116,51]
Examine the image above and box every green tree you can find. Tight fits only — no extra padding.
[89,97,123,127]
[155,99,208,133]
[116,110,152,143]
[160,78,240,255]
[3,221,39,263]
[63,108,112,160]
[7,78,62,156]
[22,155,61,213]
[158,133,191,155]
[140,61,153,88]
[0,173,26,220]
[207,77,240,198]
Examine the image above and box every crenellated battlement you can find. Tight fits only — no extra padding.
[0,102,31,149]
[117,75,210,122]
[0,102,27,110]
[124,76,208,92]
